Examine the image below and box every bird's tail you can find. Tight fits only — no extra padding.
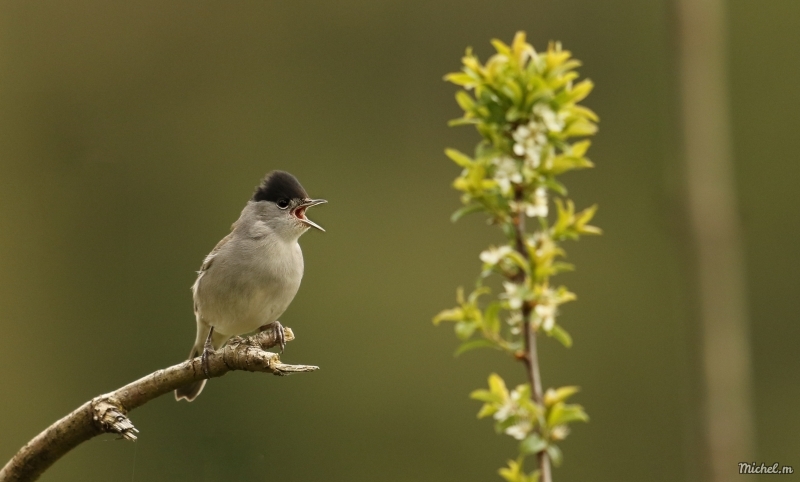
[174,346,206,402]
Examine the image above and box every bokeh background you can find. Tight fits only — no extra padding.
[0,1,797,481]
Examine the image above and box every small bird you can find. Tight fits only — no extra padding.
[175,171,326,402]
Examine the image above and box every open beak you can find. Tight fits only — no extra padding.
[294,198,327,231]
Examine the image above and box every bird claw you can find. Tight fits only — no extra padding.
[201,329,215,378]
[260,321,286,352]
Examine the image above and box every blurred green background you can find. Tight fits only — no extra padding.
[0,1,797,481]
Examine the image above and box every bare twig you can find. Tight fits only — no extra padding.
[0,328,318,482]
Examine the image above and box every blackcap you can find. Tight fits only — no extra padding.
[175,170,326,402]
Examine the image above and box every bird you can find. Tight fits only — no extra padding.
[175,170,326,402]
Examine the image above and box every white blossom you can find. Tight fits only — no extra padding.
[512,123,544,169]
[536,302,556,331]
[489,383,538,441]
[492,156,522,195]
[514,124,531,140]
[480,245,513,265]
[502,281,524,310]
[507,311,522,335]
[511,103,567,170]
[533,103,566,133]
[496,176,511,195]
[494,403,513,422]
[534,288,558,331]
[505,421,532,440]
[524,187,548,218]
[551,425,570,441]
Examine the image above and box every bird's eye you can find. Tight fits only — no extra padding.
[277,199,290,209]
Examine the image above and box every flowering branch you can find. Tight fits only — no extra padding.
[434,32,599,482]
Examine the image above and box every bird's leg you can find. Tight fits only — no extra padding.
[259,321,286,352]
[201,326,215,378]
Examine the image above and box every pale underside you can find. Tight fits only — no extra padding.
[191,230,304,351]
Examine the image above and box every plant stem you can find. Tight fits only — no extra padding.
[523,317,551,481]
[512,190,552,482]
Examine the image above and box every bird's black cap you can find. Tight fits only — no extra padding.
[252,171,308,203]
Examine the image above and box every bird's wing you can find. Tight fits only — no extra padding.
[192,228,236,315]
[199,231,233,272]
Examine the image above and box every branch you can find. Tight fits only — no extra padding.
[0,328,318,482]
[511,189,552,482]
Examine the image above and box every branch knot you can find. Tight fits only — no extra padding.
[90,397,139,441]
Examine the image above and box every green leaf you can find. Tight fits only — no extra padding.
[564,118,598,137]
[447,117,479,127]
[455,339,496,356]
[505,250,531,273]
[575,203,598,226]
[544,386,580,406]
[499,458,539,482]
[579,224,602,235]
[450,203,484,222]
[505,106,523,122]
[455,91,475,111]
[484,301,501,334]
[566,79,594,103]
[444,72,477,87]
[445,148,474,168]
[494,415,518,434]
[542,177,568,196]
[549,324,573,347]
[468,286,492,304]
[502,81,523,105]
[547,401,589,427]
[526,471,541,482]
[555,286,576,304]
[550,262,575,274]
[432,307,463,325]
[549,155,594,175]
[488,373,509,399]
[572,104,599,122]
[570,139,591,157]
[490,38,512,56]
[470,388,501,403]
[574,203,602,235]
[511,31,530,63]
[455,320,476,340]
[476,403,498,419]
[552,197,574,237]
[519,433,548,455]
[498,459,523,482]
[546,444,563,467]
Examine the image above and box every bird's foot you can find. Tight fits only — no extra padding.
[259,321,286,352]
[201,327,215,378]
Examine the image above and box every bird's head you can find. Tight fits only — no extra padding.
[251,171,327,241]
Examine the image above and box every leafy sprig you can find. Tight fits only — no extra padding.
[434,32,599,482]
